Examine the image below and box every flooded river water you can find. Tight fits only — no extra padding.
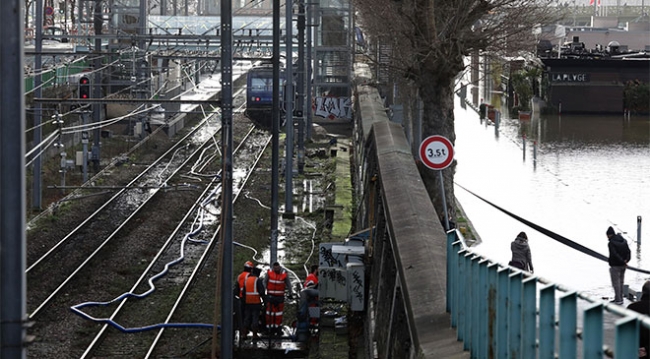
[453,96,650,300]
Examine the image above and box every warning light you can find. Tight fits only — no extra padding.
[79,76,90,99]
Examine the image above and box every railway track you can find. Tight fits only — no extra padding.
[25,105,246,358]
[76,123,272,358]
[27,109,224,319]
[25,63,333,358]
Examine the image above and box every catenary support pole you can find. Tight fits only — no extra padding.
[93,0,104,171]
[297,0,306,174]
[270,0,281,265]
[1,0,27,355]
[305,2,314,141]
[284,0,295,218]
[33,0,43,210]
[218,0,234,355]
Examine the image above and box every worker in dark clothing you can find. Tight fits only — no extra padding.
[242,267,266,340]
[607,226,631,305]
[627,280,650,358]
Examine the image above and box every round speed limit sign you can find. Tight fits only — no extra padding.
[419,135,454,170]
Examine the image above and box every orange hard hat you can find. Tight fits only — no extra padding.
[244,261,254,268]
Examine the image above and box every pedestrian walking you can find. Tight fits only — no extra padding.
[263,262,293,336]
[509,231,533,272]
[627,280,650,358]
[607,226,631,305]
[242,267,266,340]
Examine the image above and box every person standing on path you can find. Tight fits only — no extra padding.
[264,262,293,336]
[236,261,254,298]
[607,226,631,305]
[509,231,534,272]
[234,261,255,336]
[304,264,319,326]
[627,280,650,358]
[242,267,266,340]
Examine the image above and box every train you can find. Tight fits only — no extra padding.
[245,63,286,129]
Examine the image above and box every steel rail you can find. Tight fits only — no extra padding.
[28,111,223,318]
[144,129,271,359]
[78,125,270,358]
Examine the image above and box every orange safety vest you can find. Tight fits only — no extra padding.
[237,271,249,297]
[267,270,288,297]
[245,276,262,304]
[304,273,318,288]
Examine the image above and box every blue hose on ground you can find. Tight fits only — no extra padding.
[70,186,222,332]
[456,183,650,275]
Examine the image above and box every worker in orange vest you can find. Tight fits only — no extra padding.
[304,264,318,289]
[263,262,293,336]
[234,261,254,337]
[303,264,319,326]
[236,261,254,297]
[242,267,266,340]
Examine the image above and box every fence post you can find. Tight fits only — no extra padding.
[559,292,577,359]
[539,284,556,359]
[496,268,510,358]
[446,232,456,313]
[487,264,499,358]
[508,272,523,358]
[451,242,462,328]
[582,303,604,358]
[615,317,639,359]
[522,278,537,358]
[478,259,489,358]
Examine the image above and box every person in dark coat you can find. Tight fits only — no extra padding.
[607,226,631,305]
[627,280,650,358]
[509,231,533,272]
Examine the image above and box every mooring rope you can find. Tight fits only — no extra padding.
[455,183,650,275]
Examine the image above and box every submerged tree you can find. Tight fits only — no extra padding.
[353,0,561,219]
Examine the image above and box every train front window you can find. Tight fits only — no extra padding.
[250,76,287,91]
[251,77,272,91]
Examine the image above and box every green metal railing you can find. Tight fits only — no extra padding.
[447,230,650,359]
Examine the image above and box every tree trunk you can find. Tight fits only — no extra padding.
[416,72,457,225]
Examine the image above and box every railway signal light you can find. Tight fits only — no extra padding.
[79,76,90,99]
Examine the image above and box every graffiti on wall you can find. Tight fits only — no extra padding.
[313,96,352,120]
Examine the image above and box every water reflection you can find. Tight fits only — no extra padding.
[453,95,650,299]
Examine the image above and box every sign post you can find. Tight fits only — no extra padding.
[419,135,455,231]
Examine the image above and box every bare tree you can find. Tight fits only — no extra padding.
[354,0,561,220]
[24,0,35,30]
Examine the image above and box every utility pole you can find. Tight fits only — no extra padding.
[1,0,27,356]
[33,0,44,210]
[92,0,103,172]
[297,0,306,174]
[137,0,148,139]
[217,0,234,355]
[270,0,281,265]
[306,2,315,141]
[284,0,295,218]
